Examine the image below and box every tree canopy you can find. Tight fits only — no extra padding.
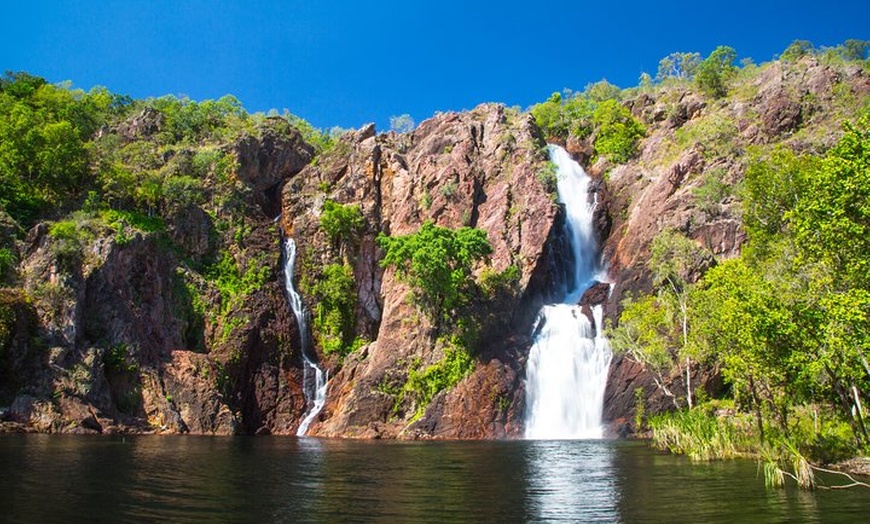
[613,115,870,459]
[377,221,492,325]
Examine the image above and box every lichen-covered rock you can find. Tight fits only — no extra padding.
[163,351,237,434]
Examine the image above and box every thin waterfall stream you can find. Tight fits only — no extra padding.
[524,145,613,439]
[282,238,328,436]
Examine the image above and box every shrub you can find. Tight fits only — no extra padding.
[191,148,224,177]
[205,251,270,314]
[0,248,15,282]
[377,221,492,325]
[592,100,645,163]
[320,200,364,249]
[163,175,206,209]
[99,209,165,245]
[401,340,474,418]
[311,263,360,357]
[439,180,458,198]
[48,215,101,270]
[478,264,520,299]
[0,291,18,354]
[536,161,559,195]
[675,114,739,159]
[692,168,731,218]
[781,40,814,62]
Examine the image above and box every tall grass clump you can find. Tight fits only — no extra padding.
[649,408,752,461]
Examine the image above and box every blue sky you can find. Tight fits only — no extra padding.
[3,1,868,131]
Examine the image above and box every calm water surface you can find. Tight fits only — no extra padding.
[2,435,868,523]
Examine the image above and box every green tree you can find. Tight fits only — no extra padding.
[531,91,598,140]
[789,117,870,289]
[320,200,364,255]
[656,52,701,81]
[741,146,815,253]
[389,114,415,134]
[377,221,492,326]
[639,72,654,91]
[695,46,737,98]
[650,230,713,408]
[609,293,684,407]
[841,39,870,61]
[692,259,804,441]
[781,40,814,62]
[696,117,870,447]
[0,72,103,225]
[584,79,622,102]
[531,92,568,138]
[591,99,645,163]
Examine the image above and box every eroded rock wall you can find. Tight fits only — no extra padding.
[281,104,566,438]
[1,119,313,435]
[3,55,866,438]
[595,56,869,430]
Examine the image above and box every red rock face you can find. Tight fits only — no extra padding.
[596,56,870,433]
[4,57,866,438]
[2,118,312,436]
[281,104,566,439]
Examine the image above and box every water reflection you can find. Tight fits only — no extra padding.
[291,440,530,523]
[524,440,618,522]
[2,435,870,523]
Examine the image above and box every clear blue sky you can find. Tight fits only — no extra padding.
[3,1,868,131]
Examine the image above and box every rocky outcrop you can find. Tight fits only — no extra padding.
[0,117,312,435]
[603,354,724,436]
[596,55,869,430]
[281,104,565,438]
[578,281,611,332]
[235,119,315,217]
[411,354,526,439]
[3,55,866,439]
[116,107,164,141]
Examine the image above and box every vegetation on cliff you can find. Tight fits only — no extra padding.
[0,69,332,434]
[376,222,497,418]
[1,36,868,443]
[591,39,870,487]
[377,221,492,328]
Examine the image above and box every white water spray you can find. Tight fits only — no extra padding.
[283,238,328,436]
[524,145,613,439]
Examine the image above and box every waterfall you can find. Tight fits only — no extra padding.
[524,145,613,439]
[282,238,328,436]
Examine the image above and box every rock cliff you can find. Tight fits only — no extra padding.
[1,54,867,437]
[1,118,315,435]
[596,55,869,430]
[280,105,567,438]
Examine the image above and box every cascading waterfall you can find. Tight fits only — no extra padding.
[282,238,328,437]
[524,145,613,439]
